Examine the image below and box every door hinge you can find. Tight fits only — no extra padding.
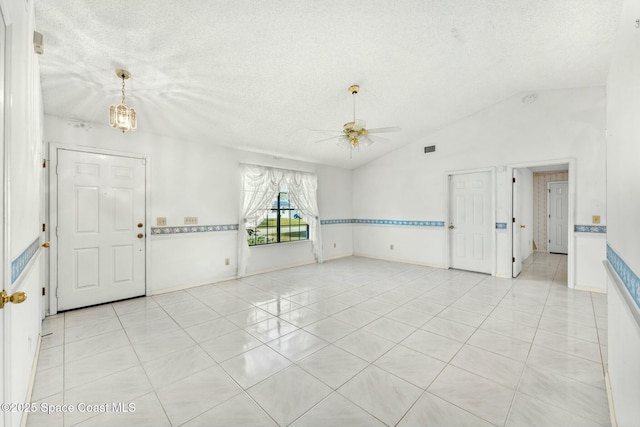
[55,288,59,297]
[548,189,551,193]
[56,226,59,236]
[512,257,515,262]
[549,239,551,244]
[512,218,516,223]
[42,159,47,168]
[42,223,46,232]
[42,287,46,296]
[56,164,59,175]
[512,177,516,183]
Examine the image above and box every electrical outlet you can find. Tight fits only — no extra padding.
[225,258,230,266]
[390,244,394,250]
[157,217,167,226]
[592,215,601,225]
[184,217,198,225]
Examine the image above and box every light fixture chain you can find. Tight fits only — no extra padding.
[352,91,356,122]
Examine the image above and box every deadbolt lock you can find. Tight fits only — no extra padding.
[0,290,27,310]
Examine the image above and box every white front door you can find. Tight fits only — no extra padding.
[547,181,568,254]
[449,171,493,274]
[512,169,523,277]
[57,149,146,311]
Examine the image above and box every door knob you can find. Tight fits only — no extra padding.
[42,242,50,248]
[0,290,27,310]
[448,225,455,229]
[520,224,526,229]
[137,223,143,228]
[137,233,144,239]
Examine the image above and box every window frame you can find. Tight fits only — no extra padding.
[247,191,309,246]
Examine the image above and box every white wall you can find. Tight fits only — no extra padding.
[3,1,45,425]
[353,86,607,287]
[605,0,640,424]
[43,115,354,293]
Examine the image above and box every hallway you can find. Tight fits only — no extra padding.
[27,253,609,426]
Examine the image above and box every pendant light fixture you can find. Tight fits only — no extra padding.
[109,69,137,133]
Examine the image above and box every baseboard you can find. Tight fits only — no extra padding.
[243,259,317,277]
[604,371,617,427]
[22,334,42,427]
[352,252,445,269]
[150,275,238,295]
[574,285,607,294]
[321,253,353,262]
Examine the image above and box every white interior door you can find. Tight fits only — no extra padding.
[512,169,523,277]
[449,171,493,274]
[57,149,146,311]
[548,181,568,254]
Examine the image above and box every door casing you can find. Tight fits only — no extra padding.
[47,143,152,315]
[506,159,575,288]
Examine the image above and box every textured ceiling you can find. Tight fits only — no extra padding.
[35,0,622,169]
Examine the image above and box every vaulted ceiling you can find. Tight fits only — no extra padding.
[35,0,622,169]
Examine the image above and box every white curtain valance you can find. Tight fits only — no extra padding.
[237,164,323,277]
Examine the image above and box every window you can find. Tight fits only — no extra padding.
[247,191,309,246]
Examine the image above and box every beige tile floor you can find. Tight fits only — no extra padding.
[26,253,610,426]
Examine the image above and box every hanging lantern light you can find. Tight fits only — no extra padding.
[109,69,137,133]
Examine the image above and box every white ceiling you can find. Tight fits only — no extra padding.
[35,0,622,169]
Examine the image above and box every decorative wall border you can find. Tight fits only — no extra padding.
[11,238,40,284]
[496,222,508,229]
[575,225,607,233]
[353,219,445,227]
[607,244,640,310]
[320,219,353,225]
[151,224,239,235]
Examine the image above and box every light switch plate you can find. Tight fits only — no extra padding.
[184,217,198,225]
[157,217,167,226]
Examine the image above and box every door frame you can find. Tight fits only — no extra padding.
[506,158,575,288]
[444,167,496,275]
[47,143,152,315]
[512,168,523,278]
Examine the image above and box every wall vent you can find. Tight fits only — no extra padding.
[424,145,436,153]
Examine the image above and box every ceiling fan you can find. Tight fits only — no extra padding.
[314,85,401,154]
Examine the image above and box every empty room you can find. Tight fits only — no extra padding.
[1,0,639,426]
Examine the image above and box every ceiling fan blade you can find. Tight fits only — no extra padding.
[361,135,375,147]
[313,135,344,143]
[367,126,401,134]
[336,138,350,148]
[367,134,390,144]
[310,129,342,133]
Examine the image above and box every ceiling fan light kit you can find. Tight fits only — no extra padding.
[109,68,137,133]
[313,84,400,156]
